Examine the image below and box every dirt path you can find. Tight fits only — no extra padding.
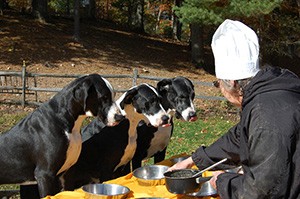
[0,10,214,81]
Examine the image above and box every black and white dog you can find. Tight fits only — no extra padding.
[60,83,170,190]
[0,74,123,198]
[131,76,197,169]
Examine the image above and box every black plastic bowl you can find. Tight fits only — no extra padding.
[164,169,211,194]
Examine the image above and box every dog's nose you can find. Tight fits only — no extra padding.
[161,115,170,125]
[189,111,198,122]
[114,114,125,122]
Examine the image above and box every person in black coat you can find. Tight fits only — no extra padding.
[168,19,300,199]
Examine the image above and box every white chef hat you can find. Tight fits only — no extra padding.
[211,19,260,80]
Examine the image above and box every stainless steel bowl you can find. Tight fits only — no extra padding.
[82,183,130,199]
[136,198,167,199]
[170,156,190,165]
[187,181,218,197]
[133,165,169,186]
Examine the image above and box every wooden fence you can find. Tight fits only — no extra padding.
[0,65,225,107]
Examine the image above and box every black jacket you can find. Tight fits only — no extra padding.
[192,66,300,199]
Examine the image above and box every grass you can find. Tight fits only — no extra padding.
[166,115,236,158]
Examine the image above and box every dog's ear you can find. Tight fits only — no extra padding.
[73,78,92,103]
[185,77,194,90]
[84,84,98,114]
[73,76,100,115]
[157,79,172,93]
[119,87,138,110]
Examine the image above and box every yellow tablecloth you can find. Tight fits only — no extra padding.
[44,154,220,199]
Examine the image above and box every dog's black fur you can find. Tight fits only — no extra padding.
[60,83,170,191]
[0,74,123,198]
[131,76,197,170]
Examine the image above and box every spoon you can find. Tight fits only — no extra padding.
[192,158,228,178]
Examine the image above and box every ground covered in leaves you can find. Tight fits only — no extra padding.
[0,9,221,113]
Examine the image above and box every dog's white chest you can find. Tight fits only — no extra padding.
[146,125,172,159]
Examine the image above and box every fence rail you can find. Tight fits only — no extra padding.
[0,65,225,107]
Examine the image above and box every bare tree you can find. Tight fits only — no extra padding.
[74,0,80,41]
[297,0,300,17]
[128,0,145,33]
[190,23,204,67]
[172,0,183,40]
[88,0,96,19]
[31,0,48,22]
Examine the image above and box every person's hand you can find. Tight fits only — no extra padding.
[209,170,225,189]
[167,157,195,171]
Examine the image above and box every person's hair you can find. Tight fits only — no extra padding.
[221,78,252,96]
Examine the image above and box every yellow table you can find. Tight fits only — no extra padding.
[44,154,220,199]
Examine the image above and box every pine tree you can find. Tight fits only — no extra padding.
[173,0,283,69]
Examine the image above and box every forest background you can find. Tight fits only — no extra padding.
[1,0,299,76]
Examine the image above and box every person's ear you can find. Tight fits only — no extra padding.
[233,80,243,96]
[231,80,237,87]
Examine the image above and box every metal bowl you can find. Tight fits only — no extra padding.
[169,156,190,165]
[187,181,218,197]
[133,165,169,186]
[82,184,130,199]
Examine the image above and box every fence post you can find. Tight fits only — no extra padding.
[21,61,26,107]
[133,68,138,86]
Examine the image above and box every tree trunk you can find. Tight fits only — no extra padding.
[73,0,80,41]
[128,0,145,33]
[297,0,300,17]
[0,0,3,15]
[172,0,183,41]
[155,7,162,32]
[31,0,48,22]
[66,0,70,16]
[190,23,204,67]
[88,0,96,19]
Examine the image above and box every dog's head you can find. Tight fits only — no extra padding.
[157,77,197,122]
[117,83,170,127]
[63,74,124,126]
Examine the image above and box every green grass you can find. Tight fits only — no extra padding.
[165,115,236,158]
[0,112,28,133]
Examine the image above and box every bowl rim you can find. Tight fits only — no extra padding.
[132,165,170,180]
[187,181,218,197]
[164,169,199,180]
[82,183,130,196]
